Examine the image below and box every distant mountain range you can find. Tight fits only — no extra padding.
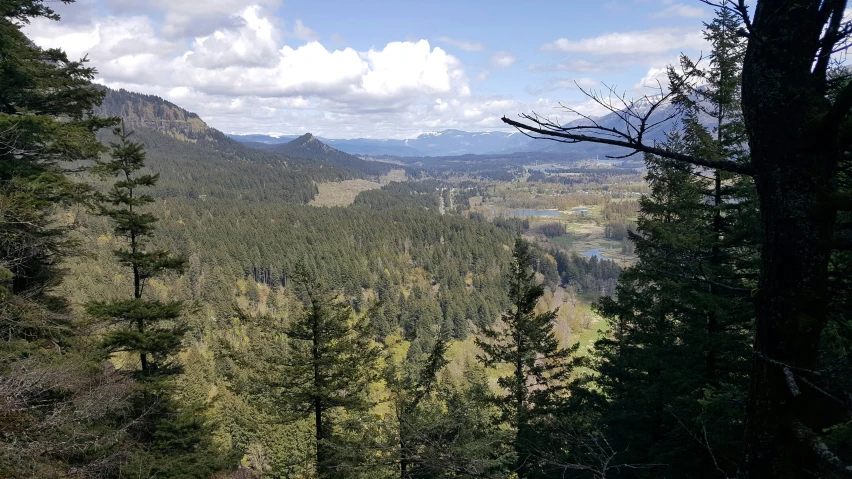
[253,133,393,177]
[231,129,535,157]
[230,98,685,159]
[99,85,688,164]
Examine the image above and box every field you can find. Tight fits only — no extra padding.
[309,169,407,207]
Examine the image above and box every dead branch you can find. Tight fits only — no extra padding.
[502,71,754,176]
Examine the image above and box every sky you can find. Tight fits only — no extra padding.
[24,0,716,139]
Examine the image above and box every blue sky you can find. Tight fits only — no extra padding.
[25,0,715,138]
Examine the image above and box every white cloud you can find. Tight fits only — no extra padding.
[436,36,487,52]
[187,6,280,69]
[541,27,706,55]
[23,0,673,137]
[634,66,670,90]
[491,51,516,68]
[107,0,283,38]
[650,3,707,18]
[27,6,470,124]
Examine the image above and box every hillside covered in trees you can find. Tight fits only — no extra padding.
[2,1,851,479]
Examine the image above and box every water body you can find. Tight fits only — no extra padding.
[509,209,561,217]
[581,248,610,261]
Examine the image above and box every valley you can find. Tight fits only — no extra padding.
[5,3,852,478]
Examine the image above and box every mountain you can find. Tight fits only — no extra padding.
[96,89,221,143]
[269,133,393,177]
[274,133,354,160]
[94,89,393,203]
[226,133,299,144]
[394,129,532,156]
[231,129,534,157]
[229,96,691,160]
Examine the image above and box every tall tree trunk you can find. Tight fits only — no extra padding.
[740,1,840,475]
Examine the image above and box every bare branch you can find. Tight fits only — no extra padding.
[501,116,754,175]
[813,0,849,84]
[503,60,754,175]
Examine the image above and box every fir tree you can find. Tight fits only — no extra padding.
[589,5,758,476]
[0,2,130,475]
[384,328,449,478]
[86,125,229,478]
[476,238,577,475]
[86,124,187,381]
[283,266,382,478]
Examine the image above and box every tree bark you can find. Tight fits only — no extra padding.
[740,1,840,476]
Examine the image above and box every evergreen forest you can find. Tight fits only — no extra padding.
[1,1,851,479]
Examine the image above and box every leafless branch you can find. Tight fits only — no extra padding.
[502,67,754,176]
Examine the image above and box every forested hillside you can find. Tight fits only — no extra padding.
[96,89,395,203]
[2,2,851,479]
[268,133,394,177]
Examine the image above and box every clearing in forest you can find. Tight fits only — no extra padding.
[309,179,382,207]
[309,169,407,207]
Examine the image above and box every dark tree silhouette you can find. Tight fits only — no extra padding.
[503,1,852,476]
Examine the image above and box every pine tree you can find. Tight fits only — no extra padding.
[283,266,382,478]
[0,2,130,475]
[86,124,187,381]
[86,125,228,478]
[589,5,758,476]
[475,238,577,475]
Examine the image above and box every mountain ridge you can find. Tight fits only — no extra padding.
[92,88,396,203]
[229,98,688,159]
[230,129,534,157]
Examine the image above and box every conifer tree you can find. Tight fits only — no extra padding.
[476,238,576,475]
[86,125,228,478]
[87,124,187,380]
[589,5,758,475]
[283,267,382,478]
[0,2,133,475]
[384,329,449,478]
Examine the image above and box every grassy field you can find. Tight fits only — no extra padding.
[310,179,383,207]
[309,169,407,207]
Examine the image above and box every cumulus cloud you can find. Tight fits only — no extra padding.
[436,36,487,51]
[491,51,516,68]
[27,7,469,105]
[634,66,670,90]
[187,6,280,69]
[24,4,481,136]
[541,27,706,55]
[23,0,665,137]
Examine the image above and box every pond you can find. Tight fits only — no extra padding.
[581,248,611,261]
[509,209,561,217]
